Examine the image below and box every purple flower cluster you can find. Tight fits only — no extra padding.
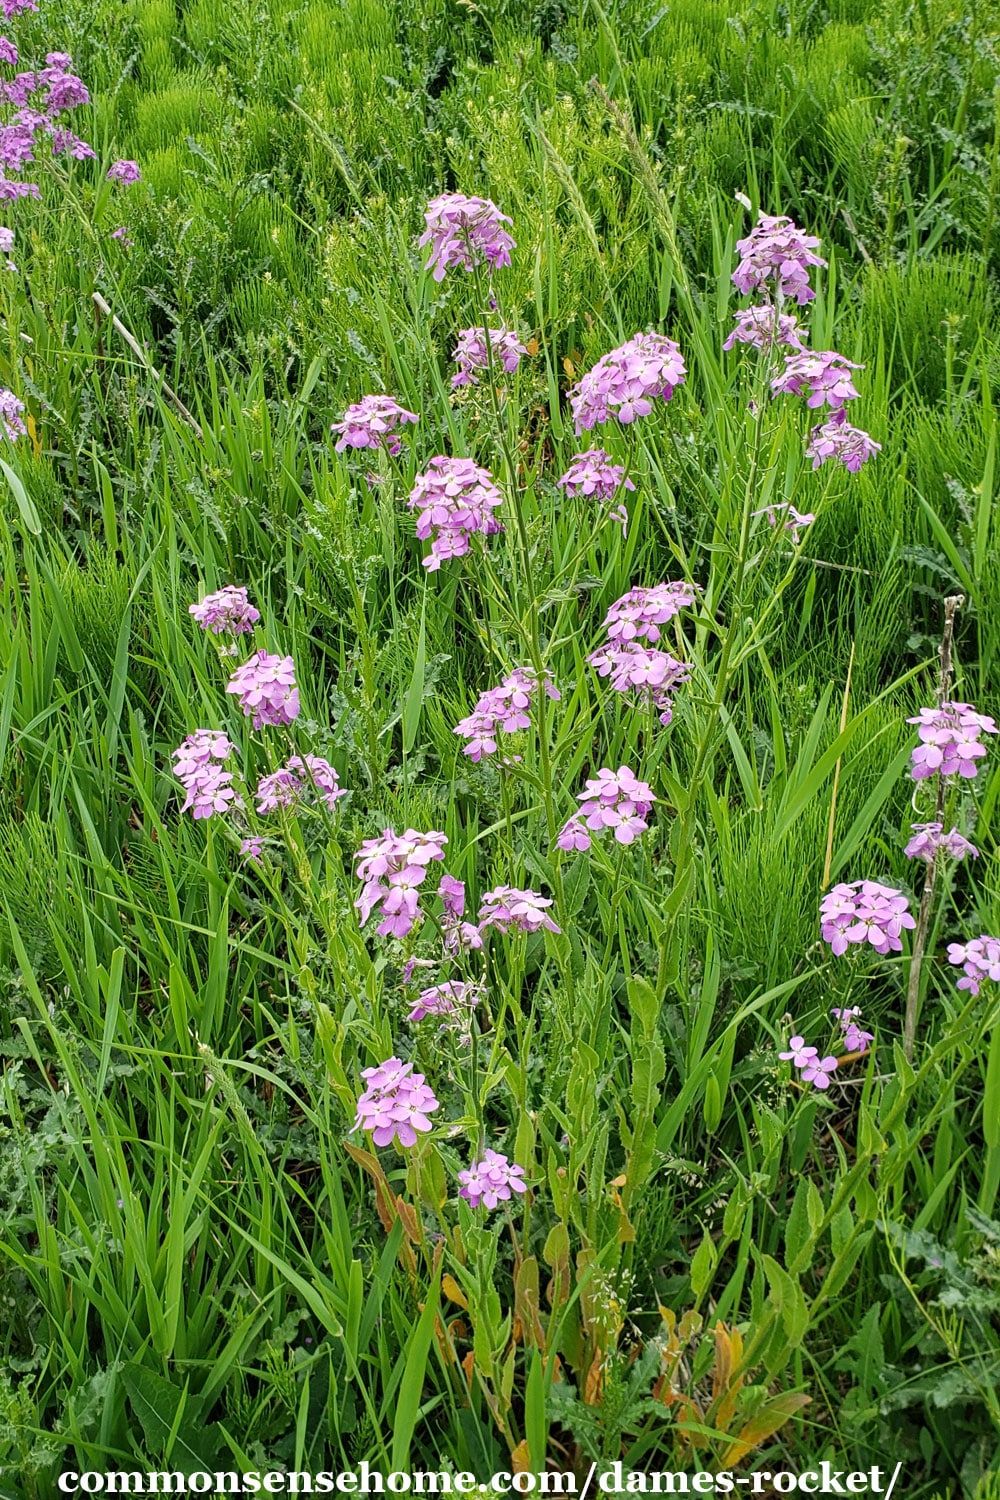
[418,193,515,282]
[819,880,916,957]
[556,448,634,532]
[452,326,527,388]
[255,755,347,815]
[458,1151,527,1211]
[49,126,93,161]
[831,1007,874,1055]
[557,766,655,852]
[771,351,862,410]
[779,1034,839,1090]
[723,305,806,351]
[225,651,299,728]
[903,822,979,864]
[0,45,99,198]
[407,979,483,1024]
[603,581,700,645]
[107,158,139,183]
[947,936,1000,996]
[478,886,561,935]
[0,386,24,439]
[587,578,697,724]
[557,449,635,502]
[806,411,882,473]
[908,702,998,781]
[437,874,483,954]
[454,667,560,762]
[568,332,687,434]
[354,828,447,939]
[174,593,343,841]
[731,214,827,305]
[189,585,260,636]
[752,503,815,546]
[407,455,503,571]
[331,394,419,457]
[354,1057,440,1148]
[172,730,239,820]
[587,641,692,725]
[354,858,565,953]
[726,213,880,475]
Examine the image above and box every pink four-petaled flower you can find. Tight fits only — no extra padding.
[171,730,239,821]
[557,765,656,853]
[903,822,979,863]
[107,158,140,184]
[407,455,504,571]
[779,1031,840,1091]
[458,1150,527,1210]
[800,1055,839,1089]
[568,332,687,434]
[454,667,559,762]
[407,980,483,1024]
[354,1057,440,1148]
[331,394,419,457]
[255,755,347,815]
[189,585,260,636]
[354,828,447,939]
[731,214,827,305]
[603,581,700,645]
[225,651,299,728]
[478,886,561,935]
[946,936,1000,996]
[724,304,807,350]
[587,641,692,725]
[819,879,916,957]
[418,193,515,282]
[451,326,528,388]
[806,410,881,472]
[772,351,862,410]
[557,448,636,502]
[907,703,997,782]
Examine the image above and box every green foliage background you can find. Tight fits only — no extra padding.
[1,0,999,1492]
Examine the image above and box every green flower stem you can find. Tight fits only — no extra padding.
[904,593,963,1061]
[656,331,777,994]
[469,263,575,1001]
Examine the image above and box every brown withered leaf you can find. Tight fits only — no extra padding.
[513,1256,546,1351]
[442,1273,469,1310]
[720,1393,811,1466]
[395,1195,424,1245]
[343,1141,397,1235]
[510,1440,531,1474]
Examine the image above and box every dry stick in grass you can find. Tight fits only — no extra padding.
[822,638,856,892]
[903,594,964,1063]
[92,291,204,440]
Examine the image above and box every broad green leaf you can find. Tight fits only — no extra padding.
[1,457,41,535]
[122,1365,220,1474]
[390,1271,441,1469]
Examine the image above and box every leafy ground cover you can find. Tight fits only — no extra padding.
[1,0,999,1491]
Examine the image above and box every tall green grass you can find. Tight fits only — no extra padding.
[0,0,999,1493]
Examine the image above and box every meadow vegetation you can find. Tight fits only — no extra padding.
[1,0,999,1492]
